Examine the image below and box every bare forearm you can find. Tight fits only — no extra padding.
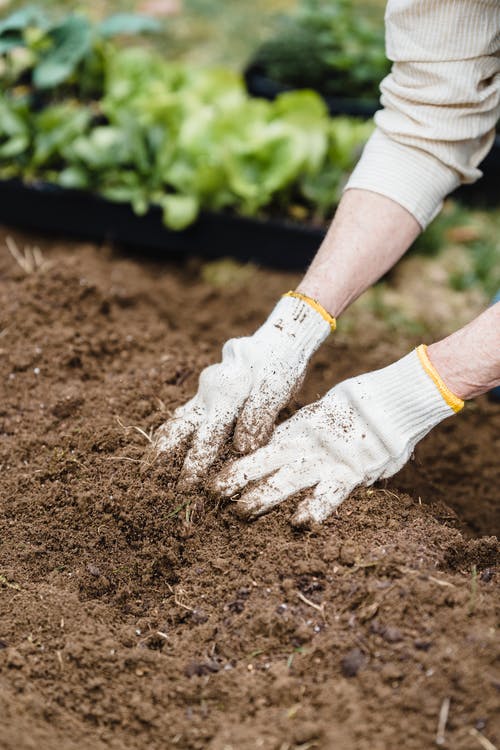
[428,304,500,400]
[297,188,421,318]
[296,188,499,401]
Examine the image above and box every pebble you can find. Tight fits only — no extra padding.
[340,648,365,677]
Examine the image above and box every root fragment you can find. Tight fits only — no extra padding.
[469,729,498,750]
[6,236,50,274]
[435,696,450,745]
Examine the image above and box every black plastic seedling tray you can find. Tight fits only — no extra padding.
[0,136,497,272]
[0,179,326,270]
[452,135,500,207]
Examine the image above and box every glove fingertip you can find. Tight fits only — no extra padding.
[176,470,201,491]
[291,509,319,530]
[231,499,260,521]
[206,473,229,496]
[153,417,193,459]
[179,446,221,489]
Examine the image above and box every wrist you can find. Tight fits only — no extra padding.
[260,294,333,358]
[283,291,336,331]
[340,347,463,449]
[295,281,350,319]
[425,343,471,401]
[427,337,497,401]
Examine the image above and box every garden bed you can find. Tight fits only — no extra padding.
[0,226,498,750]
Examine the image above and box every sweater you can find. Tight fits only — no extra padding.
[345,0,500,228]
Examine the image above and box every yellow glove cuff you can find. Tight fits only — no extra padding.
[283,291,336,332]
[416,344,464,413]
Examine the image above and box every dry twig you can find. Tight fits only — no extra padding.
[6,235,49,274]
[115,415,154,443]
[166,582,195,612]
[469,729,498,750]
[0,574,21,590]
[105,456,143,463]
[436,697,450,745]
[297,591,326,620]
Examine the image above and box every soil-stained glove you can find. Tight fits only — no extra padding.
[213,345,464,526]
[154,292,335,487]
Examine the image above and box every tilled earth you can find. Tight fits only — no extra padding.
[0,228,498,750]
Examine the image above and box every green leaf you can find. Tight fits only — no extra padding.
[0,33,24,53]
[328,117,373,170]
[33,16,92,89]
[97,13,161,38]
[32,104,91,166]
[0,134,29,159]
[160,194,199,230]
[0,95,30,159]
[65,126,133,170]
[57,166,90,189]
[0,6,47,36]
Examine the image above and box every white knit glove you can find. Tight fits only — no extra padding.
[213,346,464,526]
[154,293,335,486]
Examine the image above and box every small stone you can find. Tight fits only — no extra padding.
[340,648,365,677]
[184,659,220,678]
[339,543,357,566]
[6,648,24,669]
[292,722,321,744]
[190,608,208,624]
[381,663,404,683]
[414,640,432,651]
[382,626,403,643]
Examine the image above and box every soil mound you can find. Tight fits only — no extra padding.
[0,230,498,749]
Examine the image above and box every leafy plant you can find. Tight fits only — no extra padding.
[0,5,47,53]
[33,15,93,89]
[250,0,390,100]
[411,204,500,296]
[450,239,500,297]
[0,6,161,92]
[0,13,373,231]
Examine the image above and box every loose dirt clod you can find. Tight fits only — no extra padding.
[340,648,366,677]
[0,229,498,750]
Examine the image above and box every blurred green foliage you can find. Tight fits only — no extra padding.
[413,203,500,297]
[450,238,500,298]
[250,0,390,99]
[0,10,373,230]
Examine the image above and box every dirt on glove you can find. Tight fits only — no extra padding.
[0,228,498,750]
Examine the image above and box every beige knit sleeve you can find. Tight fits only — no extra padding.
[345,0,500,228]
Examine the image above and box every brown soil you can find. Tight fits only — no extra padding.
[0,228,498,750]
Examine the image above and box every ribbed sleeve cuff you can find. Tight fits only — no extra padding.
[363,348,460,446]
[345,129,461,229]
[262,295,332,356]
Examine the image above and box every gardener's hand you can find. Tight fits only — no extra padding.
[154,293,335,487]
[213,346,463,526]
